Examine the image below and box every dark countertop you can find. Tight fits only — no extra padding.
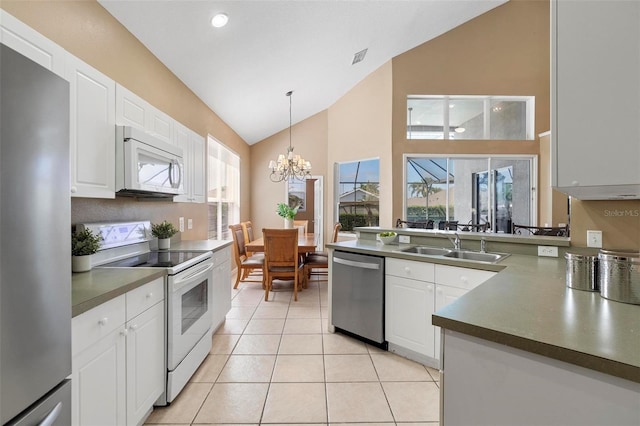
[72,239,232,317]
[327,239,640,383]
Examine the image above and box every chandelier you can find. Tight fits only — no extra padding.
[268,90,312,182]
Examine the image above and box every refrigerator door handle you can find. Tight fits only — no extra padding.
[37,402,62,426]
[333,257,380,270]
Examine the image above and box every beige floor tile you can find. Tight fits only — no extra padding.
[215,319,248,334]
[287,305,322,319]
[210,333,240,354]
[371,353,433,381]
[382,382,439,423]
[322,332,368,354]
[226,306,257,319]
[231,290,263,306]
[324,354,378,382]
[194,383,268,424]
[328,424,395,426]
[244,318,286,334]
[262,383,327,423]
[321,306,329,319]
[326,382,394,423]
[190,354,228,382]
[233,334,281,354]
[145,382,212,424]
[263,289,293,303]
[217,355,276,382]
[252,305,289,319]
[278,334,324,354]
[283,318,323,334]
[366,343,388,354]
[426,366,440,382]
[272,354,325,382]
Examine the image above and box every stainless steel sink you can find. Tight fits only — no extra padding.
[443,250,509,263]
[399,246,453,256]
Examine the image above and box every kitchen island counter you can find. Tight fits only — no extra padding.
[327,238,640,384]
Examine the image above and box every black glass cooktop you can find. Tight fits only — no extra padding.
[102,251,209,268]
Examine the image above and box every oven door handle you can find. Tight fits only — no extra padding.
[173,262,213,292]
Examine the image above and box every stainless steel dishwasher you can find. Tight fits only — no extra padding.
[331,250,386,347]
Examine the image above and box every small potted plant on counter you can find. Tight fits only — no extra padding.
[151,220,178,250]
[71,228,102,272]
[276,202,299,229]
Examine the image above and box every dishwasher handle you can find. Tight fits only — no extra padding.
[334,256,380,270]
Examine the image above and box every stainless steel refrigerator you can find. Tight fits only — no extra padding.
[1,44,72,425]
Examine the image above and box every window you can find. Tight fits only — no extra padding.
[335,159,380,232]
[407,96,534,140]
[208,136,240,240]
[405,155,536,233]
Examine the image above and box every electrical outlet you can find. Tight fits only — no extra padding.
[538,246,558,257]
[399,235,411,244]
[587,230,602,248]
[179,217,184,232]
[187,218,193,230]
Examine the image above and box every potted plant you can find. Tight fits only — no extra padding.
[71,228,101,272]
[151,220,179,249]
[276,202,299,229]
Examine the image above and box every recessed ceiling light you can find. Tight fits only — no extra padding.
[211,13,228,28]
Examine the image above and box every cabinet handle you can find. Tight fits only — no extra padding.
[427,284,434,291]
[70,186,77,194]
[120,328,128,337]
[129,324,138,332]
[98,317,108,326]
[404,267,411,273]
[146,292,153,299]
[460,276,468,283]
[571,180,579,186]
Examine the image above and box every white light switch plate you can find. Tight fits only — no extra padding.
[187,219,193,230]
[587,230,602,248]
[179,217,185,232]
[538,246,558,257]
[399,235,410,244]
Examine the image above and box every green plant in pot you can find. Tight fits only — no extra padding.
[71,228,101,272]
[151,220,178,250]
[276,202,299,228]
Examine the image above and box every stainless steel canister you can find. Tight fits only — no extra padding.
[565,253,599,291]
[598,250,640,304]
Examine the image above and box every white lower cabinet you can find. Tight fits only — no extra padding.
[385,257,496,365]
[211,246,232,330]
[72,278,165,426]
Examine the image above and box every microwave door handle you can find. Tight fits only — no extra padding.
[175,160,182,188]
[169,160,182,189]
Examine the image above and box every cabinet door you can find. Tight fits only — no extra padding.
[435,265,495,291]
[72,327,126,426]
[0,10,66,78]
[116,83,148,129]
[173,123,191,202]
[147,106,173,145]
[126,301,165,426]
[212,257,231,330]
[190,131,206,203]
[385,274,435,358]
[434,285,468,359]
[553,0,640,193]
[67,55,116,198]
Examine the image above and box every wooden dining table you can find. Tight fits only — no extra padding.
[246,233,318,254]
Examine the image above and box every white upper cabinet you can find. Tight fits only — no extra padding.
[0,10,66,78]
[174,123,206,204]
[67,55,116,198]
[552,0,640,199]
[115,83,174,144]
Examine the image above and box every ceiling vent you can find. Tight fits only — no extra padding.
[352,48,368,65]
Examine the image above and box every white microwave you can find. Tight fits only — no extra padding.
[115,126,184,198]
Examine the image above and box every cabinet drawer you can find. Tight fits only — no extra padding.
[211,246,230,267]
[435,265,496,290]
[72,295,125,356]
[126,277,165,321]
[386,258,434,282]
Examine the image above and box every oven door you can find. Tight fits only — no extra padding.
[167,259,213,370]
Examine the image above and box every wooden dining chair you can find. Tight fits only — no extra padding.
[229,224,265,289]
[241,220,256,259]
[262,228,303,301]
[303,222,342,288]
[293,220,308,235]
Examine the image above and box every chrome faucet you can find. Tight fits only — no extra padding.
[480,237,486,253]
[447,232,461,250]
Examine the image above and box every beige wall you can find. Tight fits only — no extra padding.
[391,0,549,221]
[539,132,569,227]
[1,0,251,239]
[250,111,328,240]
[570,200,640,251]
[327,61,394,232]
